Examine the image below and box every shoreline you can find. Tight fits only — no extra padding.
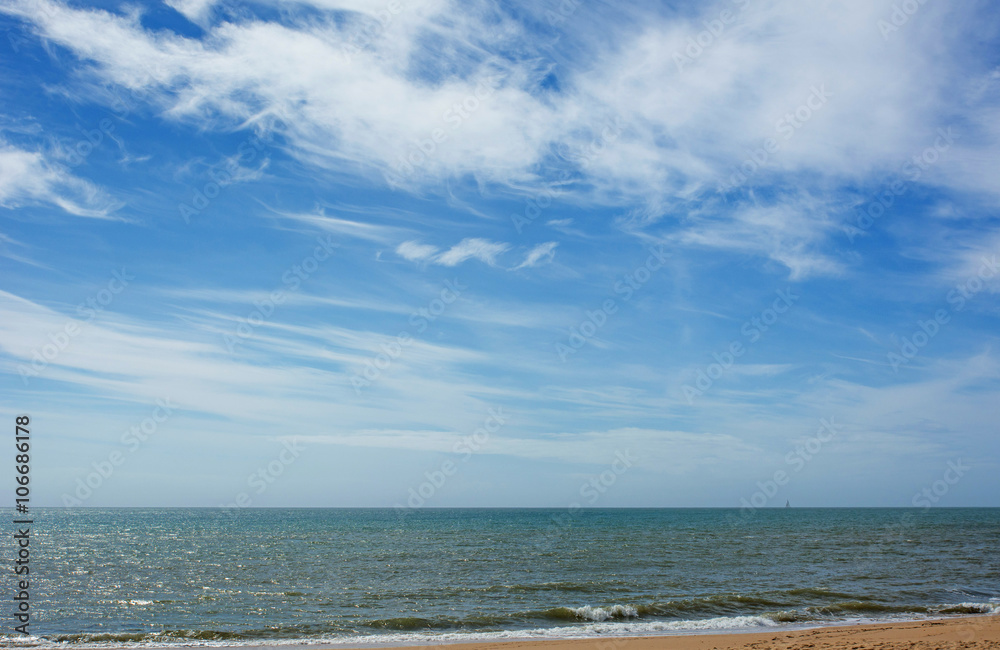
[373,615,1000,650]
[326,615,1000,650]
[25,614,999,650]
[331,614,1000,649]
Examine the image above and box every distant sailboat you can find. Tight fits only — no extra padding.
[785,500,791,508]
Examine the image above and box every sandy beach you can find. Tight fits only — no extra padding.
[362,616,1000,650]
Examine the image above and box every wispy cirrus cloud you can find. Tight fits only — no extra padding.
[396,237,511,267]
[513,241,558,270]
[435,238,511,267]
[276,209,405,244]
[660,195,845,280]
[0,142,120,218]
[396,240,439,262]
[395,237,558,270]
[5,0,998,278]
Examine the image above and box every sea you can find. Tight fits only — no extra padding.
[3,508,999,647]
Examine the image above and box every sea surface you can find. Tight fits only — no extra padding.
[3,508,999,647]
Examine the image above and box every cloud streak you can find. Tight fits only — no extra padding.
[0,142,120,218]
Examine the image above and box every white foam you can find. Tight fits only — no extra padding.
[12,617,783,648]
[566,604,638,621]
[16,604,999,648]
[306,615,781,647]
[944,602,1000,614]
[0,636,45,646]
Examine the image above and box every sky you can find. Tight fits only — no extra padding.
[1,0,999,508]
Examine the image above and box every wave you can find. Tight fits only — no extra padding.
[939,602,1000,615]
[0,615,782,648]
[543,604,639,621]
[4,600,996,648]
[808,601,1000,617]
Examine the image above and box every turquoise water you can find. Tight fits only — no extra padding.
[5,508,999,646]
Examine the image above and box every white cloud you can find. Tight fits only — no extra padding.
[279,210,403,244]
[395,240,439,262]
[4,0,999,273]
[164,0,218,26]
[662,195,845,280]
[398,238,552,269]
[0,142,119,218]
[434,237,510,267]
[937,230,1000,294]
[0,288,497,430]
[513,241,558,270]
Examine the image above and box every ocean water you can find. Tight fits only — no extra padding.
[4,508,999,647]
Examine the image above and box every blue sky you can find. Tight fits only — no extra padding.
[1,0,999,507]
